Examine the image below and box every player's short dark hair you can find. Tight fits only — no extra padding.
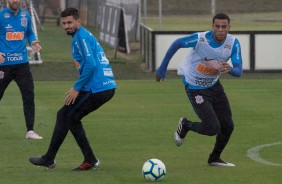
[60,7,79,19]
[212,13,230,24]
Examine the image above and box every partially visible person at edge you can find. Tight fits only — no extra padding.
[156,13,243,167]
[29,7,116,171]
[0,0,42,139]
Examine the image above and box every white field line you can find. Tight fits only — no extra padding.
[247,142,282,166]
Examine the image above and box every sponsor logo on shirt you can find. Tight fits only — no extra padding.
[194,76,214,87]
[103,80,116,85]
[98,52,109,64]
[103,68,114,77]
[74,42,82,55]
[204,57,214,61]
[236,43,240,60]
[224,44,231,50]
[196,63,219,75]
[6,32,24,40]
[6,53,23,62]
[5,24,12,29]
[82,39,91,57]
[184,39,197,45]
[199,38,205,42]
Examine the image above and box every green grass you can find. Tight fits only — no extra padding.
[37,25,121,63]
[38,25,72,62]
[0,79,282,184]
[2,11,281,183]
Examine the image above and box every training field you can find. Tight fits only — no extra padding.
[0,79,281,184]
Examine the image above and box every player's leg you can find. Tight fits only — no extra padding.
[29,100,84,168]
[174,85,220,146]
[14,64,34,129]
[71,89,115,171]
[0,65,14,100]
[42,91,96,161]
[29,89,115,169]
[208,88,235,166]
[70,121,100,171]
[14,63,42,139]
[185,86,221,136]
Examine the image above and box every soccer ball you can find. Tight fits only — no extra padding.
[142,158,166,181]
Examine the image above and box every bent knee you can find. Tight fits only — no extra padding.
[206,124,220,136]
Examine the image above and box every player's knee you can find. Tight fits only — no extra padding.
[56,108,71,122]
[224,122,234,136]
[206,123,220,136]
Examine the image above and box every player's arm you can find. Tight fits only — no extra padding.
[26,14,37,45]
[73,36,96,91]
[26,14,41,52]
[65,37,96,105]
[228,39,243,77]
[156,33,198,82]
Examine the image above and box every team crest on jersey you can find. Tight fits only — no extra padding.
[4,13,10,18]
[0,71,4,79]
[21,17,28,27]
[195,95,204,104]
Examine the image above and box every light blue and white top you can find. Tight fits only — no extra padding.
[157,31,243,89]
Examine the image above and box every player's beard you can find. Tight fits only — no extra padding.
[65,28,76,35]
[9,2,20,12]
[65,24,79,35]
[66,31,74,35]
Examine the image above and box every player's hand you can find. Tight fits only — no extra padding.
[65,88,79,105]
[219,62,231,73]
[0,52,6,63]
[31,41,42,53]
[155,68,166,82]
[156,74,164,82]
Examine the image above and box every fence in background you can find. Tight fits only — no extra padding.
[140,24,282,72]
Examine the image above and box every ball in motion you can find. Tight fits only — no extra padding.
[142,158,166,181]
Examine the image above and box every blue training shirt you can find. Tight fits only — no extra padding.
[71,26,116,93]
[0,8,36,66]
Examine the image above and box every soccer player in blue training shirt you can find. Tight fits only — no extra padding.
[29,7,116,171]
[0,0,43,139]
[156,13,243,167]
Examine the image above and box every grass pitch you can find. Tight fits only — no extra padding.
[0,79,282,184]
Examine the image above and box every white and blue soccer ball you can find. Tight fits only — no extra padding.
[142,158,166,181]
